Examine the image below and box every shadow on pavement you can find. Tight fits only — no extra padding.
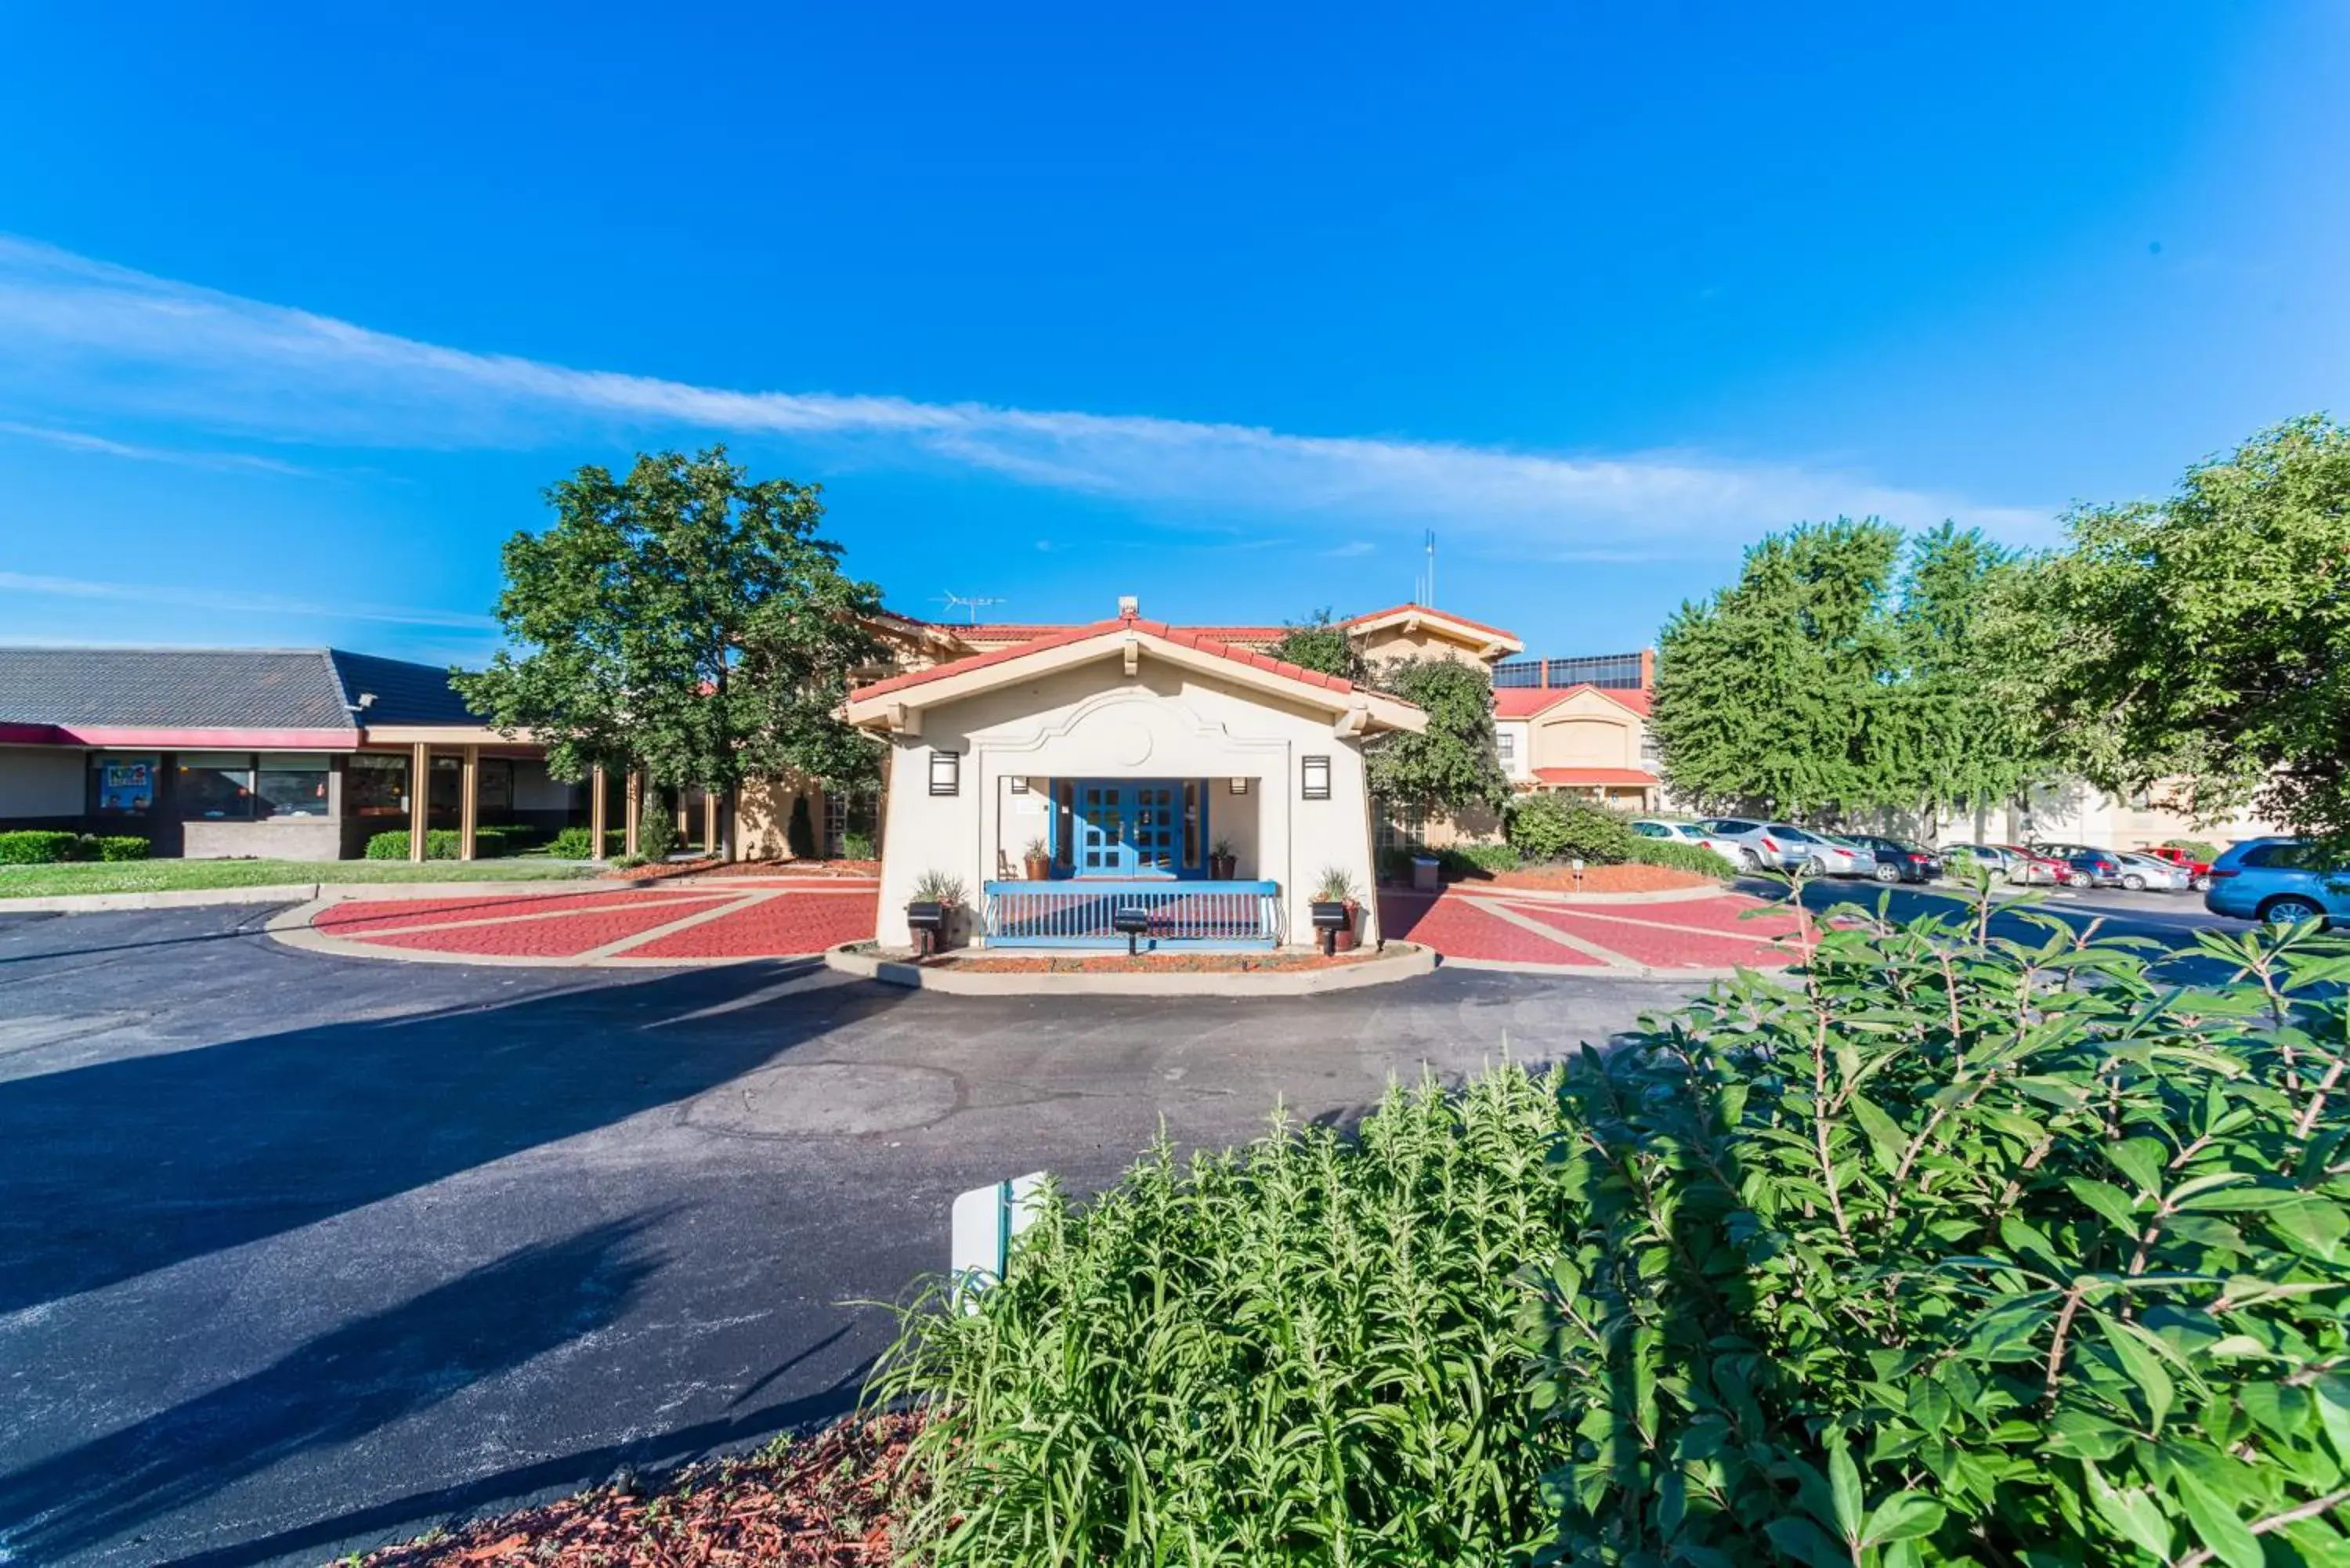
[0,1216,666,1563]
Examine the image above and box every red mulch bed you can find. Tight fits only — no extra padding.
[360,1414,918,1566]
[606,859,880,883]
[1449,862,1719,894]
[938,947,1386,973]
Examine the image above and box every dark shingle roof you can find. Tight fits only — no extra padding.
[327,651,485,726]
[0,648,358,730]
[0,646,489,732]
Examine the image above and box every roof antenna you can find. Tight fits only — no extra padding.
[1423,529,1437,606]
[937,592,1006,625]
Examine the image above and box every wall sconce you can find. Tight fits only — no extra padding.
[928,750,960,797]
[1228,777,1249,795]
[1300,756,1331,801]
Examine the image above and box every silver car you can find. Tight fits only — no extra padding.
[1632,818,1745,862]
[1698,818,1870,876]
[2113,851,2193,893]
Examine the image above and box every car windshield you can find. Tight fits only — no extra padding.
[1773,826,1818,842]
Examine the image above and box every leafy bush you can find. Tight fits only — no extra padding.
[1528,906,2350,1566]
[1622,836,1736,877]
[1445,842,1524,875]
[92,835,149,862]
[0,830,88,864]
[636,811,680,861]
[877,1069,1582,1564]
[786,795,817,859]
[544,826,622,859]
[2164,836,2222,862]
[1506,794,1643,863]
[362,828,513,861]
[842,829,876,861]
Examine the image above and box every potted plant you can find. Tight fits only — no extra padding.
[1209,836,1236,881]
[1311,865,1362,952]
[1022,836,1052,882]
[908,869,968,954]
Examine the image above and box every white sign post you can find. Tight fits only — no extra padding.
[949,1171,1048,1313]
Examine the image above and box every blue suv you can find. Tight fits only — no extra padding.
[2204,838,2350,928]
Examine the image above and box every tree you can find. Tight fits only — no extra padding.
[2031,415,2350,840]
[1650,518,1901,818]
[1268,609,1368,685]
[1882,522,2052,819]
[1366,657,1509,818]
[456,448,885,851]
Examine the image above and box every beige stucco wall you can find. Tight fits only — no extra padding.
[1528,691,1643,772]
[0,746,85,817]
[1354,623,1500,668]
[871,658,1381,948]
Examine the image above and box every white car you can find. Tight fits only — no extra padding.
[1697,818,1872,876]
[2113,851,2193,892]
[1632,818,1745,863]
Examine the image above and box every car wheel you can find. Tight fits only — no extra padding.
[2066,872,2092,888]
[2122,873,2146,891]
[2192,874,2211,891]
[1804,855,1828,876]
[1873,863,1900,883]
[1738,847,1762,872]
[2260,896,2328,929]
[2006,868,2027,885]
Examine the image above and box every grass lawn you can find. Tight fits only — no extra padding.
[0,858,598,899]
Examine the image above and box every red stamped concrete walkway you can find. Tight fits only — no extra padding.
[271,879,881,967]
[1378,885,1806,975]
[270,876,1802,976]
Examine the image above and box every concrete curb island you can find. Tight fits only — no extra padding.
[824,941,1439,995]
[0,878,612,916]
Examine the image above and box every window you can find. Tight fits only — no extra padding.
[89,754,157,815]
[1300,755,1332,800]
[1495,729,1517,769]
[1640,729,1661,771]
[1182,779,1201,869]
[1374,800,1427,853]
[1633,821,1670,839]
[177,753,255,820]
[348,753,408,817]
[255,753,331,818]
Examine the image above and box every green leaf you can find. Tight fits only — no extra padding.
[1828,1439,1864,1538]
[2106,1138,2167,1198]
[1848,1092,1910,1175]
[2082,1462,2176,1561]
[1766,1516,1855,1568]
[2095,1313,2175,1431]
[2066,1178,2141,1236]
[2174,1469,2263,1568]
[1863,1491,1947,1545]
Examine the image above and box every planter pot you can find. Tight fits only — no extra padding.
[1336,899,1360,952]
[1209,854,1236,880]
[1023,854,1052,882]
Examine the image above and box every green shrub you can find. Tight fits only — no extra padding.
[363,828,512,861]
[545,826,622,860]
[787,795,817,859]
[1527,906,2350,1566]
[1622,836,1736,877]
[841,829,876,861]
[637,811,680,861]
[1506,793,1642,863]
[92,835,149,862]
[1442,842,1522,876]
[877,1068,1583,1563]
[2164,836,2222,862]
[0,830,86,864]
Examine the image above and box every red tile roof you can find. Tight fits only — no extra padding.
[1342,603,1520,643]
[1493,683,1652,719]
[849,617,1361,703]
[944,621,1289,645]
[1531,767,1658,787]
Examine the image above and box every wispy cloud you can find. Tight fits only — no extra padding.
[0,569,497,631]
[0,236,2055,553]
[0,419,319,475]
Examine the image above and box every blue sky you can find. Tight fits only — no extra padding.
[2,2,2345,665]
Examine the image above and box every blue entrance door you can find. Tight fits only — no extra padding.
[1072,781,1181,876]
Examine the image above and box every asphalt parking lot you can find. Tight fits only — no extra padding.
[0,902,1712,1568]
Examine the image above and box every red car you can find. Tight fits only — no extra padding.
[2138,845,2214,890]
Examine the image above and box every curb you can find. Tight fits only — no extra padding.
[822,941,1438,996]
[0,877,609,916]
[1437,953,1799,984]
[1382,880,1734,906]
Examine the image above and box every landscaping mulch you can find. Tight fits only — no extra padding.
[356,1414,919,1567]
[606,858,880,884]
[1452,862,1719,894]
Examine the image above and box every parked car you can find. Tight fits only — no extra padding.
[1698,818,1870,876]
[2138,844,2214,890]
[1940,842,2065,885]
[1841,834,1943,884]
[2204,838,2350,929]
[2112,851,2193,893]
[2029,842,2127,889]
[1630,818,1744,863]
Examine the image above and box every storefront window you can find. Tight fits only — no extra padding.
[256,753,331,818]
[91,754,157,815]
[178,753,255,820]
[347,754,407,817]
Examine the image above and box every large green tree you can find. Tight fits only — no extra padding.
[2031,414,2350,839]
[1365,656,1510,818]
[457,448,885,836]
[1882,522,2051,818]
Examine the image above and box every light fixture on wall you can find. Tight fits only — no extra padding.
[1229,777,1249,795]
[1300,756,1331,801]
[928,750,960,797]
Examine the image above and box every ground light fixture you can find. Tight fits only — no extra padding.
[1112,905,1151,956]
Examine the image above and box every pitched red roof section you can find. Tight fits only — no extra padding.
[1493,683,1652,719]
[942,620,1289,645]
[850,617,1359,703]
[1341,603,1520,643]
[1532,767,1658,786]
